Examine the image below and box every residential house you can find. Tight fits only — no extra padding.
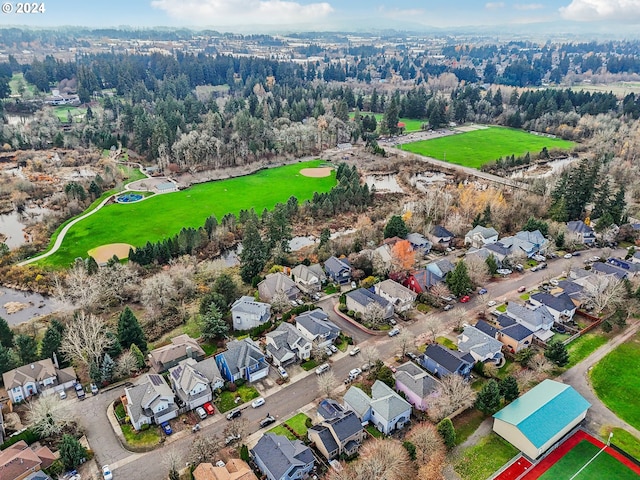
[632,251,640,264]
[2,359,76,404]
[148,334,205,373]
[505,303,555,342]
[418,344,474,379]
[428,225,455,249]
[590,261,628,280]
[529,292,577,322]
[373,244,393,272]
[484,243,512,264]
[493,379,590,459]
[124,373,178,431]
[498,230,547,259]
[324,256,352,284]
[567,220,596,245]
[231,296,271,331]
[258,273,300,302]
[343,380,412,435]
[192,459,258,480]
[316,398,347,422]
[498,323,535,354]
[515,230,548,255]
[426,258,455,279]
[607,257,640,275]
[394,361,439,412]
[345,288,394,320]
[295,309,340,348]
[0,440,55,480]
[265,323,312,366]
[406,232,432,254]
[374,279,417,313]
[290,264,326,294]
[464,225,499,249]
[169,358,216,410]
[251,433,315,480]
[308,410,365,460]
[457,325,505,367]
[215,338,269,383]
[556,280,585,303]
[403,269,443,294]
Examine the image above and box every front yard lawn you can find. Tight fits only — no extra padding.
[301,359,318,371]
[366,424,384,438]
[121,424,161,448]
[268,425,297,440]
[217,385,260,412]
[454,433,519,480]
[436,336,457,350]
[565,331,609,368]
[496,304,507,313]
[267,413,310,440]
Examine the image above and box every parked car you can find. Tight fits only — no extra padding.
[251,397,266,408]
[102,465,113,480]
[328,344,338,353]
[315,363,331,375]
[277,365,289,379]
[487,300,497,307]
[388,327,400,337]
[349,346,361,356]
[325,347,334,356]
[497,269,512,275]
[563,253,573,259]
[226,409,242,420]
[59,390,67,400]
[225,433,241,445]
[514,264,524,272]
[460,295,471,303]
[406,352,418,361]
[478,288,487,295]
[550,279,559,286]
[203,402,215,415]
[533,254,546,262]
[361,362,374,372]
[161,421,173,435]
[349,368,362,378]
[440,295,454,302]
[74,383,85,401]
[539,262,548,269]
[517,286,526,293]
[90,383,99,395]
[531,265,539,272]
[444,304,453,311]
[388,318,397,325]
[572,251,581,256]
[259,415,276,428]
[590,256,601,262]
[196,407,207,420]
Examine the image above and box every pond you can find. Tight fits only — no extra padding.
[0,285,56,326]
[0,206,50,249]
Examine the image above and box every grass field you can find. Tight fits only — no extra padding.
[217,385,260,412]
[9,73,37,98]
[51,105,87,122]
[38,160,335,267]
[538,440,638,480]
[590,333,640,430]
[400,126,575,169]
[454,433,519,480]
[268,413,310,440]
[602,427,640,461]
[566,332,609,368]
[349,112,427,132]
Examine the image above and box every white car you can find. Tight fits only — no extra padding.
[349,347,361,356]
[196,406,207,420]
[487,300,497,307]
[563,253,573,259]
[328,344,338,353]
[315,363,330,375]
[102,465,113,480]
[59,390,67,400]
[277,366,288,379]
[349,368,362,378]
[388,327,400,337]
[251,397,265,408]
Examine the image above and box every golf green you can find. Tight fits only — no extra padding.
[39,160,336,267]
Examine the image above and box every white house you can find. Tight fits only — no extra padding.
[529,292,577,322]
[2,359,76,404]
[266,323,312,366]
[457,325,505,367]
[168,358,213,410]
[464,225,499,249]
[374,279,417,313]
[230,296,271,331]
[506,303,555,341]
[295,309,340,348]
[290,264,326,293]
[125,373,178,431]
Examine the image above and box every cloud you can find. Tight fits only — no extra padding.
[485,2,505,8]
[514,3,544,10]
[376,6,425,18]
[151,0,334,25]
[560,0,640,22]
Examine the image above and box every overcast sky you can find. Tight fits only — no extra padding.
[3,0,640,31]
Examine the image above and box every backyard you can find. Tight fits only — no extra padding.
[565,331,609,368]
[400,126,574,169]
[454,433,519,480]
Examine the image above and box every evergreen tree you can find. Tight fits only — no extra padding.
[117,307,147,353]
[522,217,549,236]
[475,379,502,415]
[106,332,122,358]
[212,273,239,307]
[59,434,87,470]
[485,254,498,276]
[0,316,14,348]
[498,376,519,402]
[381,97,400,135]
[555,231,565,249]
[15,334,39,364]
[591,177,610,219]
[130,343,146,369]
[40,321,64,361]
[610,186,626,225]
[545,340,570,367]
[199,304,229,342]
[383,215,409,239]
[101,353,115,383]
[240,220,267,283]
[437,418,456,448]
[0,344,18,375]
[199,292,227,316]
[446,261,474,297]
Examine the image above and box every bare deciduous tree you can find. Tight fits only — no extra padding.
[423,314,441,342]
[115,350,138,379]
[450,307,469,332]
[141,272,177,317]
[60,312,113,370]
[317,371,337,398]
[514,368,538,390]
[353,438,414,480]
[27,394,74,437]
[464,255,490,286]
[430,283,451,300]
[189,435,222,466]
[364,303,386,328]
[395,329,414,358]
[407,422,445,465]
[270,289,291,314]
[163,448,183,480]
[360,345,380,367]
[223,418,249,443]
[583,275,625,314]
[529,353,553,375]
[429,374,477,422]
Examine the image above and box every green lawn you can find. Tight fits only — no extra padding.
[268,413,310,439]
[52,105,87,122]
[217,385,261,412]
[602,427,640,461]
[268,425,297,440]
[496,304,507,313]
[453,409,486,446]
[121,424,161,448]
[36,160,336,267]
[566,332,609,368]
[436,336,457,350]
[590,333,640,430]
[365,424,384,438]
[400,126,574,169]
[538,440,638,480]
[454,433,519,480]
[9,73,37,97]
[118,164,147,183]
[349,112,427,133]
[301,359,318,371]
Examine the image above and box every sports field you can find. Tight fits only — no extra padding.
[349,112,427,132]
[400,126,574,169]
[39,160,335,267]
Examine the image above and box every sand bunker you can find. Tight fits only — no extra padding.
[88,243,134,264]
[300,167,333,178]
[4,301,29,314]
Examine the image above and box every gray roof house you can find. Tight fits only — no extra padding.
[290,264,326,293]
[324,256,352,284]
[591,261,629,280]
[307,409,365,460]
[418,344,474,379]
[427,258,456,279]
[345,288,394,320]
[394,361,439,412]
[251,433,315,480]
[2,359,76,404]
[148,334,205,373]
[124,373,178,431]
[506,303,555,341]
[374,244,393,271]
[215,338,269,383]
[498,230,547,258]
[295,309,340,348]
[374,279,417,313]
[567,220,596,244]
[258,273,300,302]
[465,225,499,249]
[231,296,271,331]
[407,232,432,254]
[428,225,455,248]
[343,380,412,435]
[168,357,223,410]
[529,292,577,322]
[265,323,312,366]
[457,325,505,367]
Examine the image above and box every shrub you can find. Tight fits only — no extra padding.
[226,382,237,392]
[235,378,246,388]
[403,440,417,461]
[240,444,249,462]
[0,429,40,450]
[338,303,347,312]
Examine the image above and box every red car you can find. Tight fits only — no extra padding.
[460,295,471,303]
[203,402,215,416]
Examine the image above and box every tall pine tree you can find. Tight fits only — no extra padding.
[117,307,147,353]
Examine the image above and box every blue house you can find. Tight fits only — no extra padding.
[406,232,432,254]
[215,338,269,383]
[324,256,352,284]
[418,344,474,379]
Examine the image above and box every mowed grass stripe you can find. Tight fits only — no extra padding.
[400,126,575,169]
[40,160,335,267]
[348,112,427,132]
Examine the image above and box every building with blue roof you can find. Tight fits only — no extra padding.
[492,379,590,458]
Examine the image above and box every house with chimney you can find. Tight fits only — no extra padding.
[307,409,365,460]
[2,359,76,404]
[374,279,417,313]
[265,323,312,367]
[257,273,300,302]
[148,334,205,373]
[295,309,340,348]
[168,357,223,410]
[0,440,56,480]
[290,264,326,294]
